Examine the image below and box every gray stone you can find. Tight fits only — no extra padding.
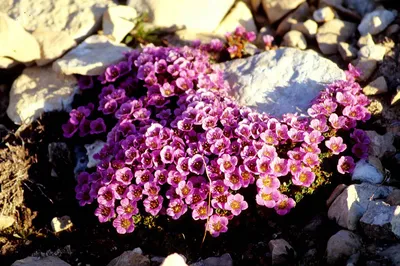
[73,145,89,175]
[358,45,387,62]
[358,9,397,35]
[107,249,150,266]
[261,0,306,24]
[6,66,77,125]
[313,7,335,23]
[268,239,296,265]
[276,2,310,36]
[190,253,232,266]
[103,5,138,43]
[282,30,307,50]
[352,159,384,184]
[127,0,234,32]
[357,34,374,47]
[0,13,40,63]
[48,142,71,176]
[51,216,73,233]
[344,0,375,16]
[328,183,393,230]
[380,245,400,266]
[326,184,348,207]
[217,48,345,118]
[363,76,388,96]
[386,189,400,206]
[1,0,113,41]
[346,252,360,266]
[0,215,15,231]
[214,1,257,37]
[365,131,396,159]
[11,256,70,266]
[338,42,357,61]
[355,58,377,81]
[53,35,132,76]
[85,140,106,168]
[291,19,318,38]
[386,24,400,36]
[326,230,362,265]
[33,31,77,66]
[316,19,357,54]
[360,200,400,239]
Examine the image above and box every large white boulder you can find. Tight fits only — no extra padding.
[218,48,345,117]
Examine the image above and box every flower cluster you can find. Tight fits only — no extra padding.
[65,34,370,237]
[225,26,256,59]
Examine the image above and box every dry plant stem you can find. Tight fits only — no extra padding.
[201,155,212,247]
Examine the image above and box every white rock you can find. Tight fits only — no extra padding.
[6,66,77,125]
[363,76,388,95]
[360,201,400,239]
[214,1,257,37]
[358,45,387,62]
[357,34,374,47]
[283,30,307,50]
[85,140,106,168]
[53,35,132,76]
[0,215,15,230]
[268,239,296,265]
[326,230,362,265]
[313,7,335,22]
[328,183,393,230]
[391,86,400,106]
[127,0,234,32]
[338,42,357,61]
[316,19,357,54]
[0,56,19,69]
[161,254,187,266]
[51,216,73,233]
[11,256,71,266]
[33,31,77,66]
[103,6,138,43]
[291,19,318,38]
[218,48,345,118]
[351,159,384,184]
[276,2,310,36]
[1,0,113,41]
[261,0,306,24]
[358,9,397,35]
[365,131,396,159]
[0,13,40,63]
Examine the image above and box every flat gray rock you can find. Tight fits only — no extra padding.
[1,0,113,41]
[7,66,77,125]
[12,256,70,266]
[358,9,397,35]
[326,230,362,265]
[53,35,132,76]
[218,48,345,117]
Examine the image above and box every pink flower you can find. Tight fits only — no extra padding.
[337,156,355,174]
[256,173,280,190]
[224,170,243,190]
[176,181,194,198]
[257,144,277,159]
[256,188,280,208]
[303,153,319,168]
[217,154,238,173]
[256,156,271,173]
[270,157,289,177]
[325,136,347,155]
[304,130,324,145]
[274,195,296,215]
[238,165,255,187]
[143,195,163,216]
[261,130,279,145]
[112,216,135,234]
[95,205,115,223]
[115,167,133,185]
[116,198,139,219]
[329,114,346,129]
[166,199,187,220]
[192,201,213,220]
[207,215,228,237]
[288,159,302,175]
[292,168,315,187]
[225,194,248,216]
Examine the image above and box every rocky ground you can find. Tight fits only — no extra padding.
[1,0,400,265]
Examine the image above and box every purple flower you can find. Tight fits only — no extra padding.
[260,130,279,145]
[135,169,154,185]
[256,156,271,173]
[325,136,347,155]
[188,154,206,175]
[176,77,193,91]
[211,137,231,155]
[143,195,163,216]
[288,159,302,175]
[207,215,228,237]
[224,170,243,191]
[115,167,133,185]
[192,201,213,220]
[95,204,115,223]
[226,193,248,216]
[300,143,321,154]
[78,75,94,90]
[304,130,324,145]
[186,188,207,208]
[310,117,329,132]
[292,168,315,187]
[112,215,135,234]
[336,92,356,106]
[160,83,175,97]
[127,184,143,201]
[256,188,280,208]
[202,116,218,130]
[256,174,280,190]
[116,198,138,218]
[239,165,255,187]
[263,35,274,47]
[167,169,185,187]
[154,169,168,185]
[62,122,78,138]
[211,180,228,197]
[160,145,175,164]
[329,114,346,129]
[245,31,256,42]
[343,105,367,120]
[337,156,355,174]
[76,184,93,206]
[303,153,319,168]
[274,195,296,215]
[217,154,238,173]
[352,143,368,159]
[97,186,115,207]
[176,181,194,198]
[143,182,161,197]
[166,199,187,220]
[350,129,370,145]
